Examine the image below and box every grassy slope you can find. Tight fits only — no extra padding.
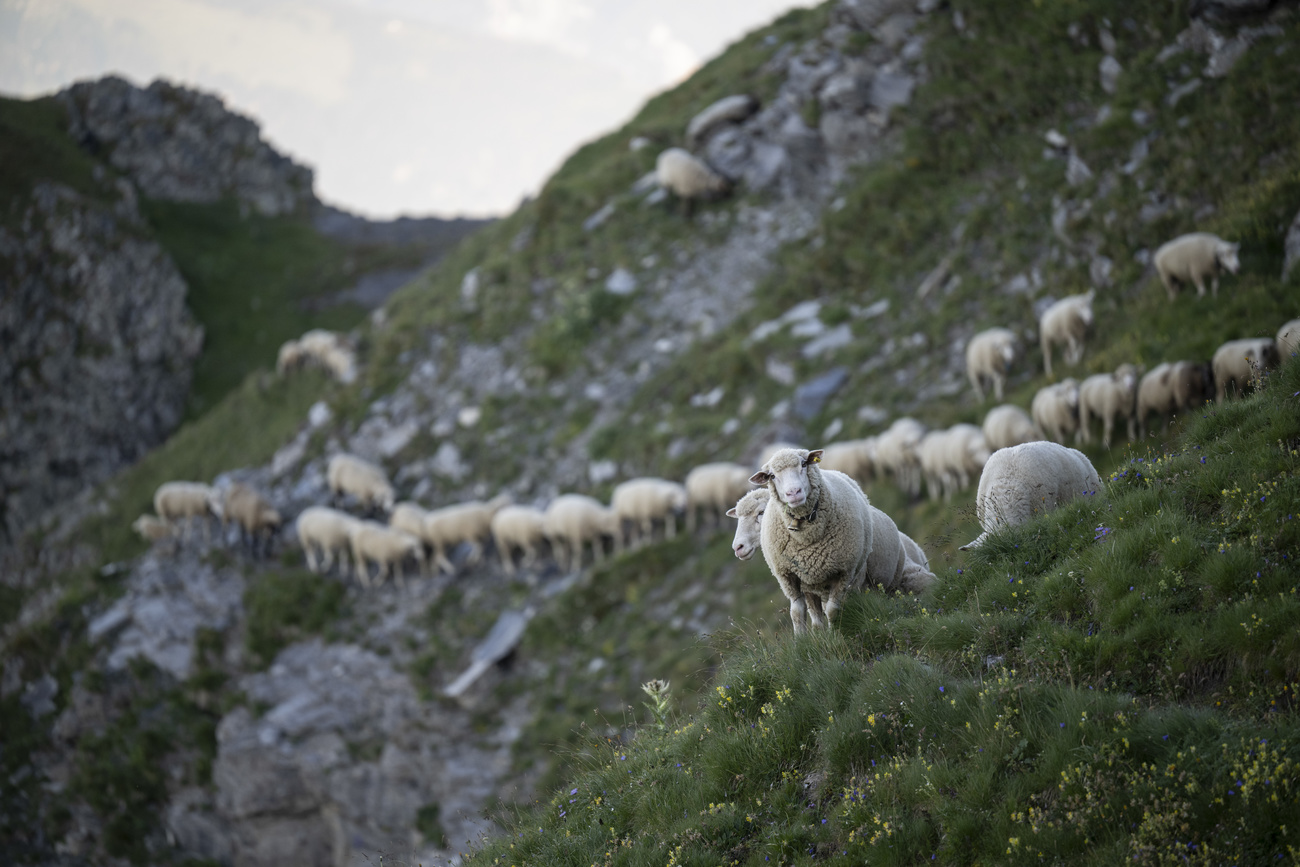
[468,344,1300,867]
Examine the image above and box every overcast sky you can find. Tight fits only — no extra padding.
[0,0,809,218]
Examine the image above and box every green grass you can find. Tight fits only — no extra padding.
[0,95,102,219]
[244,567,349,669]
[467,353,1300,867]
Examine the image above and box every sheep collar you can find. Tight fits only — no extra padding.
[785,489,822,532]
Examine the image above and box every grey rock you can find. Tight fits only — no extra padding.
[1099,55,1123,94]
[605,267,638,296]
[21,674,58,719]
[432,442,468,481]
[1089,255,1114,288]
[460,267,480,306]
[1066,151,1094,186]
[1167,77,1202,107]
[802,323,854,358]
[766,358,796,386]
[793,367,849,419]
[1123,136,1152,174]
[841,0,919,31]
[583,202,616,232]
[869,69,916,113]
[445,609,532,698]
[686,94,760,147]
[588,460,618,484]
[231,814,338,867]
[1283,207,1300,283]
[166,789,235,866]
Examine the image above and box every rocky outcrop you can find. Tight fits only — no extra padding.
[60,76,315,217]
[0,181,203,542]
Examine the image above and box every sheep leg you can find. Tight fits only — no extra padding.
[500,545,516,577]
[466,540,484,566]
[806,594,828,630]
[1211,274,1220,298]
[1041,336,1053,378]
[969,371,984,402]
[788,595,808,636]
[1193,275,1206,298]
[663,514,677,541]
[993,373,1004,402]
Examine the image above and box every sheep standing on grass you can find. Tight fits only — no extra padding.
[349,521,424,589]
[1079,363,1142,448]
[1153,232,1241,300]
[749,448,873,635]
[491,505,549,577]
[1277,318,1300,357]
[656,148,730,216]
[543,494,622,572]
[327,454,395,515]
[819,438,878,486]
[154,481,222,545]
[296,506,364,576]
[1032,378,1082,445]
[1136,360,1214,438]
[959,441,1103,551]
[684,462,752,532]
[612,478,688,549]
[1212,337,1280,401]
[277,329,358,383]
[1039,290,1095,377]
[875,418,928,498]
[222,483,282,556]
[422,495,513,575]
[982,404,1042,452]
[965,327,1021,402]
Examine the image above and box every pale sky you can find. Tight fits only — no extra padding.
[0,0,810,218]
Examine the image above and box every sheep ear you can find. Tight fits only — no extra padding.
[749,470,771,485]
[725,508,739,519]
[805,449,824,465]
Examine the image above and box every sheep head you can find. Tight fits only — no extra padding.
[1216,240,1241,274]
[750,448,823,509]
[726,489,768,561]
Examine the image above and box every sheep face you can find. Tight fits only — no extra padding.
[750,449,823,508]
[1216,241,1241,274]
[726,490,768,561]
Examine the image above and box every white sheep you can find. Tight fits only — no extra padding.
[1153,232,1241,300]
[965,327,1020,402]
[388,502,432,573]
[132,514,171,545]
[611,478,688,549]
[749,448,873,634]
[349,521,425,589]
[327,453,395,514]
[726,488,770,562]
[222,483,282,556]
[153,481,221,544]
[543,494,622,572]
[874,417,928,498]
[491,505,549,576]
[656,148,729,210]
[1031,378,1081,444]
[276,339,305,375]
[959,441,1103,550]
[1277,318,1300,357]
[1212,338,1280,402]
[1136,360,1214,438]
[684,462,752,532]
[1078,363,1141,448]
[1039,290,1095,377]
[685,94,759,147]
[296,506,364,575]
[916,430,952,503]
[982,404,1042,452]
[422,495,513,575]
[918,425,990,502]
[818,437,878,486]
[277,329,357,382]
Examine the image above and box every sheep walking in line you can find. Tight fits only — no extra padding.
[1277,318,1300,357]
[1212,337,1280,402]
[153,481,222,545]
[296,506,364,576]
[917,430,952,503]
[1153,232,1241,300]
[819,438,878,486]
[327,453,395,515]
[422,495,513,575]
[349,521,425,589]
[1078,363,1141,448]
[611,478,688,549]
[1136,360,1214,438]
[543,494,622,572]
[959,441,1103,551]
[875,418,928,498]
[982,404,1042,452]
[749,448,873,635]
[491,505,549,577]
[1032,378,1082,445]
[965,327,1020,402]
[1039,290,1095,377]
[388,502,432,572]
[222,482,282,557]
[684,462,752,532]
[656,148,730,216]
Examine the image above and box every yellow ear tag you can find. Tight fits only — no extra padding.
[812,455,821,463]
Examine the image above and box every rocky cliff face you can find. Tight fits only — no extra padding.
[60,76,315,217]
[0,179,203,543]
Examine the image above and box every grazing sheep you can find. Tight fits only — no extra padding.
[327,454,395,515]
[222,483,282,556]
[818,437,878,486]
[656,148,729,213]
[296,506,364,575]
[918,425,990,503]
[276,339,306,375]
[1277,318,1300,357]
[1031,378,1082,444]
[916,430,952,503]
[1212,337,1281,401]
[153,481,221,544]
[686,94,759,147]
[899,532,931,575]
[543,494,623,572]
[1039,290,1095,377]
[965,327,1020,402]
[132,514,171,545]
[1078,363,1142,448]
[1154,232,1241,300]
[611,478,688,549]
[684,462,752,532]
[726,488,771,562]
[277,329,358,382]
[875,417,928,498]
[491,505,549,577]
[349,521,424,589]
[422,495,513,575]
[388,502,432,572]
[749,448,873,634]
[982,404,1042,452]
[959,441,1103,550]
[1136,360,1214,438]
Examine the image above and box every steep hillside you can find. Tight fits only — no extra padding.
[2,0,1299,865]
